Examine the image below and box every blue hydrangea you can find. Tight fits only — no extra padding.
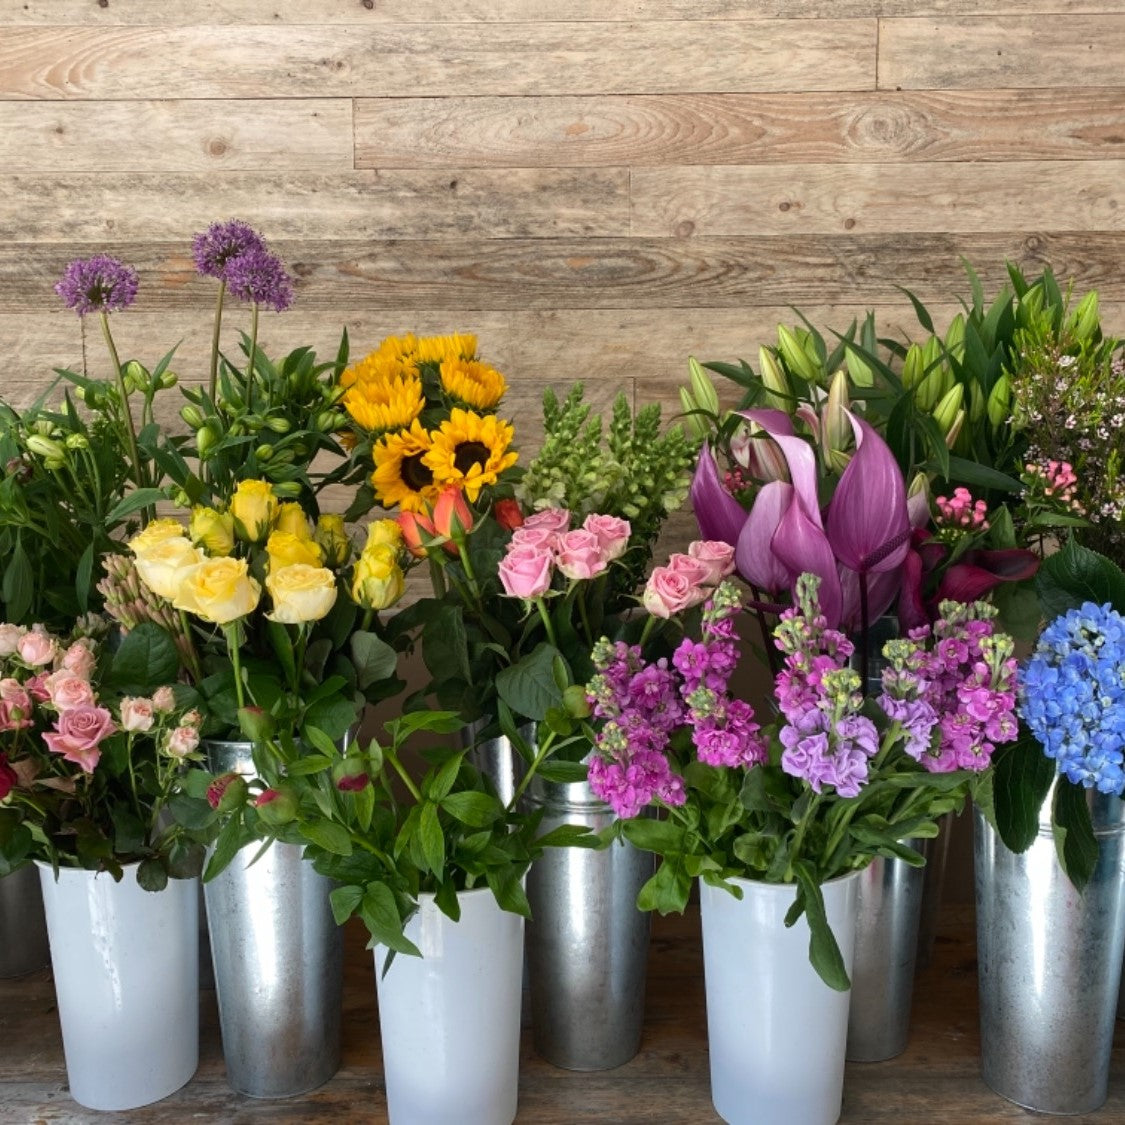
[1018,601,1125,796]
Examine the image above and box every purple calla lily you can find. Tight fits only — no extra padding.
[938,549,1041,603]
[736,481,794,595]
[690,442,748,546]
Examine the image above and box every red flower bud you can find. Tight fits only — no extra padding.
[493,498,524,532]
[336,772,370,792]
[253,784,299,826]
[206,771,248,813]
[431,487,474,547]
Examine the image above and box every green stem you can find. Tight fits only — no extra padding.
[224,623,247,711]
[785,791,823,882]
[292,625,308,696]
[576,586,593,648]
[208,281,226,405]
[100,312,147,509]
[246,304,260,416]
[507,729,556,811]
[178,610,205,685]
[124,732,144,824]
[384,745,422,803]
[428,555,448,598]
[533,596,558,648]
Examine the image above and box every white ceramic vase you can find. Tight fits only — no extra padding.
[700,869,862,1125]
[37,861,199,1111]
[374,885,524,1125]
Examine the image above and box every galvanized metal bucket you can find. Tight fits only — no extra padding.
[0,863,50,978]
[975,789,1125,1114]
[914,811,954,973]
[523,771,654,1070]
[460,718,530,809]
[203,740,343,1099]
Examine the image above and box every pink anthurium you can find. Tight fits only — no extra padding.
[690,442,748,546]
[938,549,1041,603]
[735,481,794,595]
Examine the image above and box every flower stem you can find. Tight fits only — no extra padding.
[207,281,226,405]
[507,729,556,811]
[246,304,260,416]
[384,745,422,803]
[534,596,558,648]
[100,311,147,510]
[785,791,823,882]
[178,610,204,684]
[224,623,247,711]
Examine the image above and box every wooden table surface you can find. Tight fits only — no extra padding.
[2,902,1123,1124]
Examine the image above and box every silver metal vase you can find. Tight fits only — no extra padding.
[0,864,50,977]
[461,717,529,808]
[975,789,1125,1115]
[202,740,343,1099]
[523,770,654,1070]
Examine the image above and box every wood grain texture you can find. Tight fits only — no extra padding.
[631,160,1125,236]
[356,88,1125,169]
[5,1,1122,23]
[879,15,1125,89]
[2,234,1121,315]
[0,169,630,242]
[1,905,1122,1122]
[0,22,876,100]
[0,99,354,173]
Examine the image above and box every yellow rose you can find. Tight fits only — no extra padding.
[266,530,324,572]
[132,537,205,601]
[365,518,403,552]
[189,505,235,557]
[229,479,278,543]
[173,557,261,625]
[266,564,338,624]
[316,513,351,568]
[127,518,188,556]
[351,546,405,611]
[274,501,313,540]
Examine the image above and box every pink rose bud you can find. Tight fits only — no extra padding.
[151,685,177,713]
[686,540,737,584]
[498,546,554,599]
[666,553,714,587]
[17,629,57,668]
[0,624,26,657]
[582,514,632,562]
[555,529,608,581]
[25,674,51,703]
[510,525,559,552]
[0,701,32,734]
[522,507,571,534]
[46,672,96,712]
[166,725,200,758]
[0,677,30,709]
[642,566,708,619]
[61,640,96,679]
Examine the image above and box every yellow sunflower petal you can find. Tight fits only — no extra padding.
[372,419,442,513]
[415,333,478,366]
[423,408,519,503]
[439,356,507,411]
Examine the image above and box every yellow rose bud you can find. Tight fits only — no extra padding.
[274,501,313,539]
[265,564,338,625]
[351,547,405,611]
[133,537,205,602]
[229,480,278,543]
[266,529,324,572]
[128,518,189,556]
[173,557,261,625]
[189,506,235,557]
[365,519,403,552]
[316,514,351,568]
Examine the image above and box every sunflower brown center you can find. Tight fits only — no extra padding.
[453,441,490,475]
[401,453,434,492]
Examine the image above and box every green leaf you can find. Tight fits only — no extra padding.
[418,802,445,875]
[266,620,298,690]
[361,882,421,957]
[329,883,364,926]
[2,539,32,623]
[300,820,354,856]
[166,793,216,832]
[303,694,359,742]
[283,753,335,777]
[793,863,850,991]
[485,865,532,917]
[636,858,691,914]
[427,752,465,802]
[1052,781,1099,892]
[897,285,935,334]
[495,643,566,722]
[422,604,473,686]
[620,816,687,855]
[1037,537,1125,618]
[536,759,590,784]
[75,541,94,614]
[535,823,601,850]
[350,630,398,691]
[441,791,502,827]
[107,622,181,693]
[204,814,250,882]
[385,710,464,742]
[302,725,339,759]
[136,858,169,893]
[105,488,167,523]
[940,456,1022,493]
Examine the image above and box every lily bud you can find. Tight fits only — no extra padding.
[758,346,793,411]
[64,432,89,451]
[196,423,219,458]
[255,444,274,462]
[932,383,965,437]
[122,360,149,394]
[915,366,946,413]
[944,313,966,363]
[776,325,820,385]
[968,381,985,425]
[987,374,1011,428]
[180,405,205,430]
[822,370,851,460]
[943,408,966,449]
[907,472,930,529]
[158,371,178,389]
[901,344,926,390]
[273,480,303,498]
[688,357,720,416]
[845,346,875,389]
[1069,290,1099,343]
[679,387,710,441]
[25,434,66,462]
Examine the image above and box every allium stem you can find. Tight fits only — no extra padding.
[100,311,149,518]
[245,303,260,416]
[207,280,226,406]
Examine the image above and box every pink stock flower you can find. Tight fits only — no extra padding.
[42,704,115,773]
[60,640,97,679]
[152,685,177,713]
[555,529,608,580]
[0,624,27,657]
[166,725,200,758]
[643,567,707,619]
[17,629,57,668]
[522,507,571,534]
[686,540,736,584]
[582,514,632,562]
[45,672,96,711]
[120,696,156,733]
[499,545,554,599]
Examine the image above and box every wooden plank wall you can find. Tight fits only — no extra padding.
[0,0,1123,452]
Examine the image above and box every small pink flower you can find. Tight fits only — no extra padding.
[166,725,200,759]
[555,529,608,581]
[0,700,32,733]
[45,671,96,711]
[0,624,27,657]
[510,525,559,552]
[0,677,30,709]
[151,685,177,713]
[499,546,554,599]
[582,514,631,562]
[642,566,707,619]
[687,540,737,584]
[42,705,115,773]
[25,674,51,703]
[18,629,57,667]
[666,553,714,587]
[60,640,96,679]
[120,696,156,733]
[522,507,571,534]
[182,709,202,728]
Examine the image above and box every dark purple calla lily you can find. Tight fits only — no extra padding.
[938,549,1041,603]
[691,442,748,546]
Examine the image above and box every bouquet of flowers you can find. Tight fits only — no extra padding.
[0,620,207,889]
[588,567,1019,987]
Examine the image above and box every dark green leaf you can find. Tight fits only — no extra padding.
[1037,537,1125,618]
[303,694,359,742]
[105,488,167,523]
[361,882,421,957]
[2,540,33,623]
[329,883,364,926]
[284,753,335,777]
[350,630,398,691]
[136,858,169,893]
[636,858,691,914]
[793,863,850,991]
[441,791,502,827]
[485,865,532,917]
[203,814,249,882]
[75,542,95,614]
[419,802,445,875]
[299,820,353,857]
[495,643,566,722]
[535,759,590,784]
[1052,781,1099,892]
[107,622,181,693]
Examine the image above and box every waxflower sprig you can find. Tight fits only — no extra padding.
[589,570,1018,988]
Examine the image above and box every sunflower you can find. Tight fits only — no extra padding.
[372,420,441,513]
[439,356,507,411]
[415,333,478,367]
[424,409,518,502]
[342,373,425,435]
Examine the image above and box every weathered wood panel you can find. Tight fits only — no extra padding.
[631,160,1125,236]
[356,89,1125,169]
[880,15,1125,89]
[2,234,1120,315]
[0,169,630,242]
[0,99,354,172]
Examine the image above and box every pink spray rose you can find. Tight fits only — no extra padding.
[0,677,30,709]
[555,529,608,581]
[510,525,560,552]
[642,566,708,619]
[522,508,572,534]
[687,539,737,584]
[25,674,51,703]
[120,696,156,733]
[42,704,116,773]
[666,553,715,587]
[499,546,554,599]
[17,629,57,667]
[0,624,26,657]
[45,671,96,712]
[166,725,201,759]
[60,639,97,679]
[152,685,177,713]
[0,701,32,733]
[0,753,16,800]
[582,514,631,562]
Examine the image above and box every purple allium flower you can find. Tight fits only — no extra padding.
[55,255,139,316]
[224,247,294,312]
[192,219,266,280]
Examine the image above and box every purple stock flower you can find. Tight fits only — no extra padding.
[224,247,294,312]
[55,255,139,316]
[192,220,266,280]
